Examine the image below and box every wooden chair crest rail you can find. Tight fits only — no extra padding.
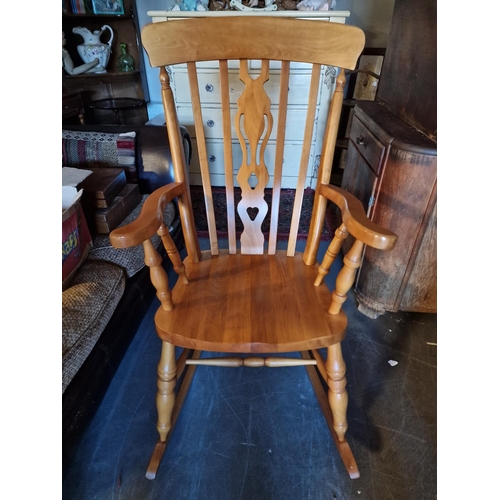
[110,16,397,481]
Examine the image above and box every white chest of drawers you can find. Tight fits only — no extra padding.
[147,10,351,189]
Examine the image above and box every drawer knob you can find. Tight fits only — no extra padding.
[209,155,216,162]
[205,84,214,93]
[356,136,366,146]
[207,120,215,127]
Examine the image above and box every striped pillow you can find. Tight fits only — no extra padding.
[62,130,137,182]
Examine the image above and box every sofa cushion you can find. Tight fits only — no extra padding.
[62,260,126,393]
[62,130,137,183]
[87,195,177,278]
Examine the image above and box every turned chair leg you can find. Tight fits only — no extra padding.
[326,343,348,442]
[156,341,177,442]
[146,341,176,479]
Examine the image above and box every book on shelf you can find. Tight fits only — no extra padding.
[70,0,92,14]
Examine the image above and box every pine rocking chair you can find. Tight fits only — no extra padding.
[110,16,397,480]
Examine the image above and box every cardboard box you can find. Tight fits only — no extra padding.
[92,183,141,234]
[62,187,92,289]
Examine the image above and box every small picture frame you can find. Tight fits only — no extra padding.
[91,0,125,15]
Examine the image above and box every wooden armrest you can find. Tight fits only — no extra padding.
[319,184,397,250]
[110,181,185,249]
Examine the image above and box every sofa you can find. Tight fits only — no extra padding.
[62,123,192,466]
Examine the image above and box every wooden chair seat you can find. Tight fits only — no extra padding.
[155,250,347,353]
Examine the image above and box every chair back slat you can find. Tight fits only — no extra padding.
[268,60,290,256]
[219,59,237,254]
[286,63,321,257]
[187,62,219,256]
[235,59,272,254]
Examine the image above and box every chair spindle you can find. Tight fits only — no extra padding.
[185,356,318,367]
[143,238,174,311]
[157,223,189,284]
[187,61,219,256]
[287,63,322,257]
[329,238,365,315]
[268,60,290,255]
[315,223,348,286]
[219,59,237,254]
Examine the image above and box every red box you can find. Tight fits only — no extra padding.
[62,190,92,289]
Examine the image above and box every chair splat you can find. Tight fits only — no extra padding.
[235,59,272,254]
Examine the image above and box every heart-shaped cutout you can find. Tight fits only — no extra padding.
[246,207,259,221]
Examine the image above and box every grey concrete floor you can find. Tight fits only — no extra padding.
[62,239,437,500]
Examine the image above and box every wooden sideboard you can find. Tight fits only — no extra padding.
[341,100,437,318]
[147,10,350,189]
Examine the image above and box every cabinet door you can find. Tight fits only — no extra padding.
[399,200,437,312]
[341,143,378,216]
[340,142,379,256]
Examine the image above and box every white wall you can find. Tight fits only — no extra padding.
[337,0,395,48]
[136,0,165,118]
[135,0,395,118]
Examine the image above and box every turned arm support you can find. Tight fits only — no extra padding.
[314,224,348,286]
[109,181,185,249]
[328,238,364,315]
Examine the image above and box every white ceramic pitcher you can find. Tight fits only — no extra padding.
[73,25,114,73]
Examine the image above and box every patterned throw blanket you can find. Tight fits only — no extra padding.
[189,186,338,241]
[62,129,137,182]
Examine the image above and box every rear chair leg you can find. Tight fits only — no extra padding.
[326,343,348,442]
[146,341,176,479]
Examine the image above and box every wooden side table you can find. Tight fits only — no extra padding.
[63,89,85,124]
[341,100,437,318]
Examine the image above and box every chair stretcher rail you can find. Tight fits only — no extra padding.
[185,357,318,368]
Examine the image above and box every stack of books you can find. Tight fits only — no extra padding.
[78,168,142,234]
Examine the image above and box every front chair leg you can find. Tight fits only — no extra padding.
[157,341,177,441]
[146,341,177,479]
[326,343,348,442]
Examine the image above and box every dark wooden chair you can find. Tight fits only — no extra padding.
[110,16,397,480]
